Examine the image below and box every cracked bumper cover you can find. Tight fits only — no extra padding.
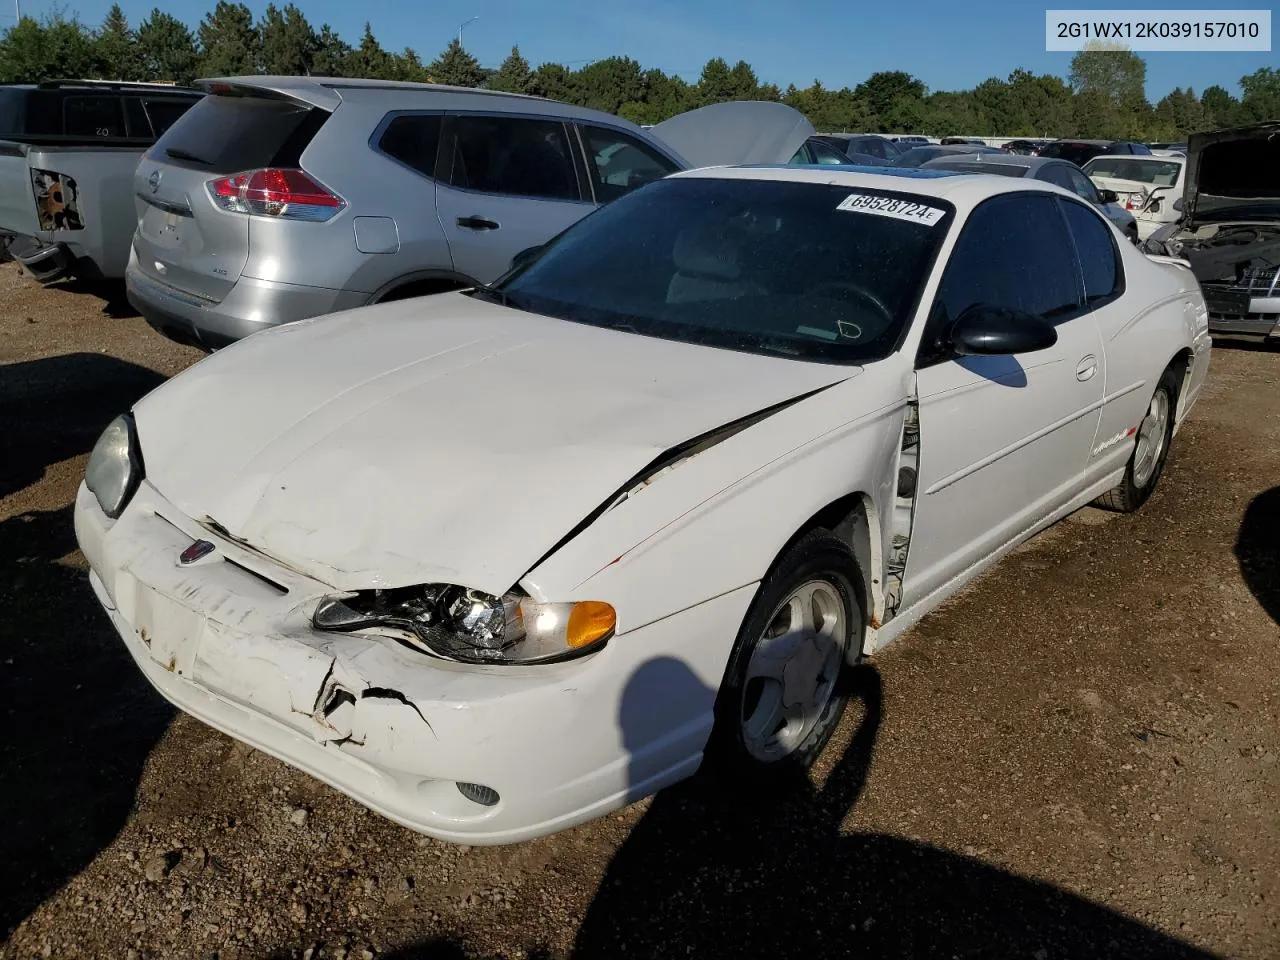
[74,481,752,844]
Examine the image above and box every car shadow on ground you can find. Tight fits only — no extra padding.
[382,661,1217,960]
[0,353,165,500]
[0,353,173,936]
[48,278,138,319]
[1236,486,1279,626]
[1209,335,1280,354]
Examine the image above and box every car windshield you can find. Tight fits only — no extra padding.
[489,177,952,365]
[1083,157,1182,186]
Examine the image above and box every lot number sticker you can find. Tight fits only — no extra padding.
[837,193,945,226]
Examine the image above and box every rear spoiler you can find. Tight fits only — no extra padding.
[198,76,342,112]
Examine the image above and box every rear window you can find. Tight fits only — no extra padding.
[0,89,22,136]
[144,98,197,137]
[1041,142,1105,166]
[64,96,125,138]
[152,93,326,173]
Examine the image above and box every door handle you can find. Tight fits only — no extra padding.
[1076,355,1098,382]
[457,216,500,231]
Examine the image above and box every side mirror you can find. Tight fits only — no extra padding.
[511,243,546,270]
[950,305,1057,356]
[1172,197,1184,212]
[1096,188,1119,204]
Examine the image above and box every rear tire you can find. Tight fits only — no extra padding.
[704,529,863,784]
[1094,364,1179,512]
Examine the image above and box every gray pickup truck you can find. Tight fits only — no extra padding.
[0,80,201,282]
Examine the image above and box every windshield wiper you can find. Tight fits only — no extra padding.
[467,283,510,307]
[164,147,212,165]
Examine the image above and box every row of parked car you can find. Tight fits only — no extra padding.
[0,77,1277,345]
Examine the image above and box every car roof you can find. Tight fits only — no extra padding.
[671,163,1080,211]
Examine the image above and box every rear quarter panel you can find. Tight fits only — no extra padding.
[1090,245,1207,478]
[243,95,453,298]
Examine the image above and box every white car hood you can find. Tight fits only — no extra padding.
[651,101,814,169]
[134,295,853,595]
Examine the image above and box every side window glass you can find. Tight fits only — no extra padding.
[64,96,125,137]
[124,98,150,137]
[923,195,1083,364]
[581,125,678,202]
[1060,199,1122,307]
[1066,167,1099,202]
[143,99,195,138]
[378,113,443,178]
[448,115,579,201]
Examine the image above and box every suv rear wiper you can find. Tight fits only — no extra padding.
[164,147,212,165]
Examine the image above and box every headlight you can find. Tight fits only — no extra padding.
[313,584,615,665]
[85,414,143,519]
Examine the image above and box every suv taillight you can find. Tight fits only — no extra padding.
[206,168,344,222]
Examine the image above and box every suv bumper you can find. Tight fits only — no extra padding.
[7,235,79,283]
[126,259,368,349]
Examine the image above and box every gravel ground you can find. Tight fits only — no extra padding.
[0,262,1277,960]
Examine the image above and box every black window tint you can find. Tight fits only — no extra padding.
[581,125,677,202]
[124,97,149,136]
[448,115,579,201]
[1038,164,1073,190]
[378,113,442,177]
[143,98,195,137]
[926,194,1083,360]
[64,96,125,137]
[152,94,325,173]
[1061,199,1121,305]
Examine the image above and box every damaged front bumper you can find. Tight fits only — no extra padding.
[74,481,752,844]
[1201,271,1280,338]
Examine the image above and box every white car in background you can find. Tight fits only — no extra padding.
[1084,154,1187,240]
[75,166,1211,844]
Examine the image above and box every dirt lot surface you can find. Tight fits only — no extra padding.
[0,262,1277,960]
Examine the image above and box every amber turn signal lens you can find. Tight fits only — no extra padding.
[565,601,616,649]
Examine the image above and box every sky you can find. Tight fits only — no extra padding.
[3,0,1274,99]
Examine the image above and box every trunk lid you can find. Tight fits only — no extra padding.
[650,101,814,169]
[1184,122,1280,227]
[133,294,852,595]
[132,87,330,303]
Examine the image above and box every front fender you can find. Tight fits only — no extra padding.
[521,364,910,636]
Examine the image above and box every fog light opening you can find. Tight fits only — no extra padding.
[456,782,500,807]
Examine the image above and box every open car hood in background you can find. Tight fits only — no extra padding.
[1184,122,1280,226]
[651,101,814,169]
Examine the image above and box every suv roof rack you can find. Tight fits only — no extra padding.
[35,79,200,92]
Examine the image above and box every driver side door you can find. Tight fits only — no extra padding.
[900,193,1105,609]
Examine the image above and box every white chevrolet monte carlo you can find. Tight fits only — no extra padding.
[76,166,1211,844]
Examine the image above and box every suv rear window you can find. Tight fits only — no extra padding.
[152,93,326,173]
[143,98,196,137]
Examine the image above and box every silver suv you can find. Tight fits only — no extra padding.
[127,77,811,349]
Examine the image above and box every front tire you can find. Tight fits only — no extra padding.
[1095,364,1179,512]
[705,529,863,782]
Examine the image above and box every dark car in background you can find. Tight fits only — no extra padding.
[894,143,1003,168]
[812,133,902,165]
[1001,138,1051,156]
[940,137,986,146]
[0,80,201,281]
[1038,139,1151,166]
[1145,122,1280,341]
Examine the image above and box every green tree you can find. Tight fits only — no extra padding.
[136,9,200,84]
[573,56,645,113]
[696,57,735,104]
[198,1,256,76]
[94,5,140,80]
[1068,41,1147,110]
[345,22,393,78]
[257,3,317,75]
[310,24,350,77]
[428,38,482,87]
[1200,84,1240,129]
[528,62,576,102]
[389,47,429,82]
[854,70,926,128]
[1154,87,1205,138]
[488,45,531,93]
[1239,66,1280,123]
[0,14,97,83]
